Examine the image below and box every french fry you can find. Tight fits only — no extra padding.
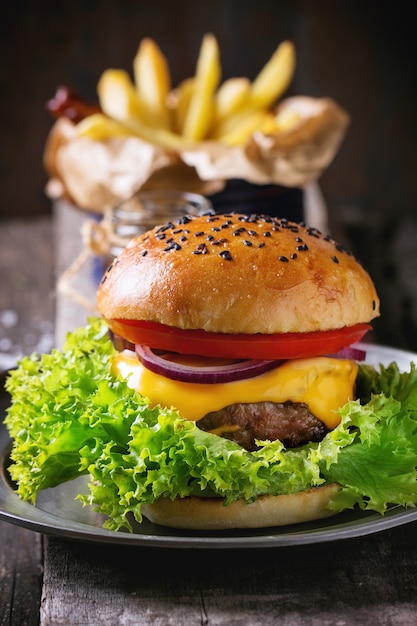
[210,41,295,142]
[169,77,195,134]
[250,40,296,109]
[133,38,172,130]
[274,107,302,133]
[75,113,138,140]
[213,77,251,123]
[97,69,150,125]
[213,110,269,146]
[76,112,186,151]
[182,33,221,142]
[82,34,297,150]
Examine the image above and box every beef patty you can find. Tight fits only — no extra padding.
[197,401,329,451]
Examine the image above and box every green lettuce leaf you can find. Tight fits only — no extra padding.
[5,319,145,500]
[323,395,417,513]
[5,318,417,531]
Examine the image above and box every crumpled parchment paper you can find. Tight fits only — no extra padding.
[44,95,349,214]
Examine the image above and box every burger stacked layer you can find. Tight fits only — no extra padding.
[5,214,417,531]
[99,212,376,456]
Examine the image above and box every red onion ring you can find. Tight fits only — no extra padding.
[135,345,282,384]
[328,347,367,361]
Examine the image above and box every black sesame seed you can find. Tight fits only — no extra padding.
[258,243,266,248]
[156,233,166,240]
[177,216,192,225]
[279,256,289,262]
[164,242,182,251]
[247,230,257,236]
[141,250,148,257]
[243,240,253,246]
[290,253,298,259]
[263,231,272,237]
[180,236,188,242]
[212,227,221,232]
[106,264,113,273]
[101,275,107,284]
[247,214,259,223]
[306,228,321,238]
[372,300,376,310]
[219,250,233,261]
[332,256,340,264]
[195,231,205,237]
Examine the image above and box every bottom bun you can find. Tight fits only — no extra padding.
[141,484,341,530]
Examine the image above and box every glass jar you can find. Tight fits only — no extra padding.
[109,190,213,258]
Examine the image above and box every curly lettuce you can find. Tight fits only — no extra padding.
[5,318,417,531]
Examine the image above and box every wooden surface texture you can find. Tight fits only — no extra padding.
[0,218,53,626]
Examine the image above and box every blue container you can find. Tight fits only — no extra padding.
[208,180,304,222]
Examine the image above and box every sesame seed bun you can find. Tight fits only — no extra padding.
[97,213,379,334]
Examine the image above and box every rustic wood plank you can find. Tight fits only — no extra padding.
[0,217,55,369]
[41,523,417,626]
[0,523,43,626]
[0,217,54,626]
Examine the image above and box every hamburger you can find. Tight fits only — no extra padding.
[6,213,417,533]
[95,212,378,529]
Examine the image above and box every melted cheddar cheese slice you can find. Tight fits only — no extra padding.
[112,352,358,429]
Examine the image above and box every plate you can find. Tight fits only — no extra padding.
[1,343,417,549]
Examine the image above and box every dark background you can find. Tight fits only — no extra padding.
[1,0,416,349]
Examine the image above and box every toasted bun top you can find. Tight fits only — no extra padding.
[97,213,379,334]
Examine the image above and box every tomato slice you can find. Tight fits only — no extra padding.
[107,318,371,360]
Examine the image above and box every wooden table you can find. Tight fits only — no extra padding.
[2,207,417,626]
